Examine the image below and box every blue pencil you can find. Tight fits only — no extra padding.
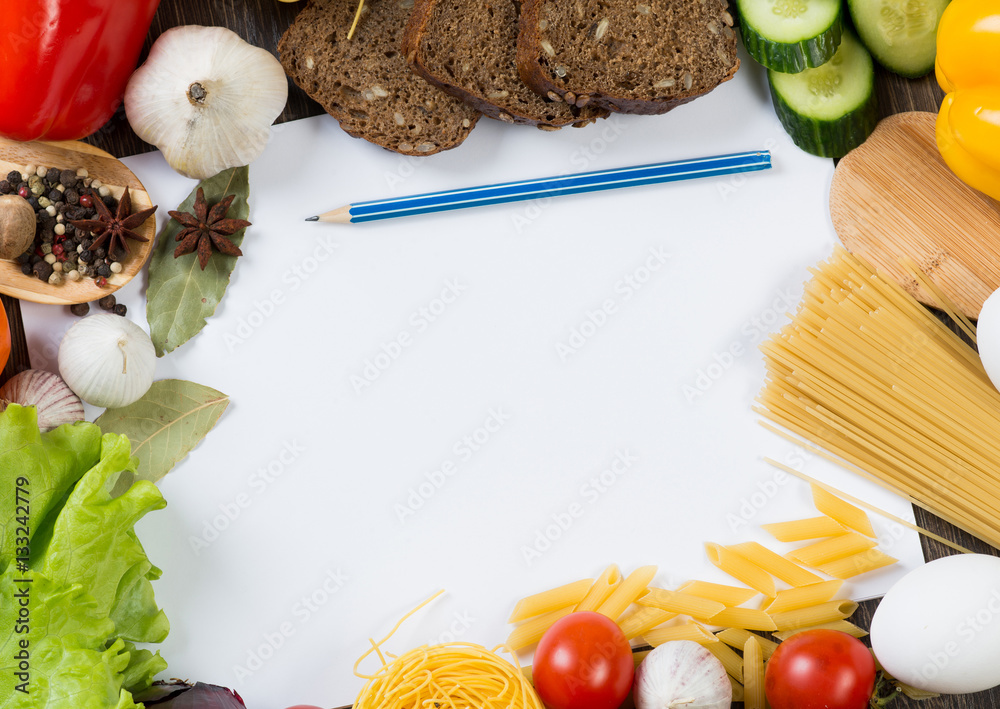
[306,150,771,224]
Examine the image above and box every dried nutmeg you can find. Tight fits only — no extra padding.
[0,194,36,259]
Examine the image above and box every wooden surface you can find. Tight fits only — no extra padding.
[0,137,156,304]
[831,111,1000,320]
[5,2,998,707]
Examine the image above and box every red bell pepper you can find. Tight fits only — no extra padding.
[0,0,160,142]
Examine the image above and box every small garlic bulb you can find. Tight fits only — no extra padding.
[634,641,731,709]
[58,315,156,409]
[0,370,85,432]
[124,25,288,180]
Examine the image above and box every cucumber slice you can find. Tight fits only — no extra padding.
[768,32,878,158]
[847,0,949,78]
[737,0,843,73]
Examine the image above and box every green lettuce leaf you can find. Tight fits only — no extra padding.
[0,406,102,572]
[0,405,168,709]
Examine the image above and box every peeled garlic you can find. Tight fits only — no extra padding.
[0,370,84,432]
[58,315,156,409]
[124,25,288,180]
[634,641,731,709]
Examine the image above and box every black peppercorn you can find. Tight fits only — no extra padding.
[113,303,127,317]
[45,167,60,184]
[47,188,61,201]
[98,294,117,311]
[65,188,78,205]
[0,180,10,194]
[26,197,39,210]
[59,169,77,187]
[94,247,106,259]
[96,263,111,278]
[102,194,116,210]
[20,262,32,276]
[70,302,90,317]
[79,249,93,263]
[32,261,53,281]
[63,238,76,252]
[6,170,22,184]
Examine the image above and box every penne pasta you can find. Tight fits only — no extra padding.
[811,484,876,537]
[619,606,678,640]
[761,515,848,542]
[575,564,622,612]
[730,676,745,703]
[716,628,779,660]
[762,580,844,614]
[770,599,859,631]
[704,606,777,632]
[773,619,868,641]
[598,565,657,620]
[639,587,726,619]
[743,636,765,709]
[729,541,823,587]
[704,543,776,597]
[505,606,575,651]
[816,549,898,579]
[706,639,744,682]
[676,580,758,607]
[786,532,877,567]
[644,622,718,647]
[507,578,594,623]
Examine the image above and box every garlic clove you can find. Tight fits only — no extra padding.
[634,641,731,709]
[124,25,288,180]
[0,370,85,432]
[58,314,156,409]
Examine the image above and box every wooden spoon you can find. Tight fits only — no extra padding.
[0,137,155,305]
[829,111,1000,319]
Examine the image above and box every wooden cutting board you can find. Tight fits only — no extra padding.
[830,111,1000,320]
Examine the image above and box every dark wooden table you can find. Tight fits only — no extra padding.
[2,1,997,707]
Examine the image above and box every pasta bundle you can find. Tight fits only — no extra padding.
[356,592,544,709]
[755,246,1000,547]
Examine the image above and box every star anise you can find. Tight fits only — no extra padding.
[68,188,158,262]
[169,188,251,270]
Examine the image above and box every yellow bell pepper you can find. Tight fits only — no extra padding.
[935,0,1000,201]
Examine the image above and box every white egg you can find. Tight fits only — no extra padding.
[975,287,1000,390]
[871,554,1000,694]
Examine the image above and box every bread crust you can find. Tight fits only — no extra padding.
[402,0,607,128]
[516,0,740,116]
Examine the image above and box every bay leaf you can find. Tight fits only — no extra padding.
[95,379,229,485]
[146,166,250,356]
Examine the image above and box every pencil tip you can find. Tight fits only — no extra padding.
[305,215,319,222]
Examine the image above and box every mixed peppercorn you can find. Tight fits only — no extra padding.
[0,164,150,288]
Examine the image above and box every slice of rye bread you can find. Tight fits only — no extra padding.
[516,0,740,115]
[278,0,481,155]
[401,0,608,128]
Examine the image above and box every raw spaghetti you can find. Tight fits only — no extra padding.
[354,591,544,709]
[754,246,1000,548]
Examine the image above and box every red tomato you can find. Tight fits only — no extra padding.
[532,611,634,709]
[765,629,876,709]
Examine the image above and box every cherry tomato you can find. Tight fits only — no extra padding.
[532,611,634,709]
[0,299,10,375]
[765,629,876,709]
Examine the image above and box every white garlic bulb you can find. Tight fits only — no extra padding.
[634,641,732,709]
[58,315,156,409]
[0,370,85,432]
[124,25,288,180]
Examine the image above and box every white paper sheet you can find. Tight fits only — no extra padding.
[19,51,924,708]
